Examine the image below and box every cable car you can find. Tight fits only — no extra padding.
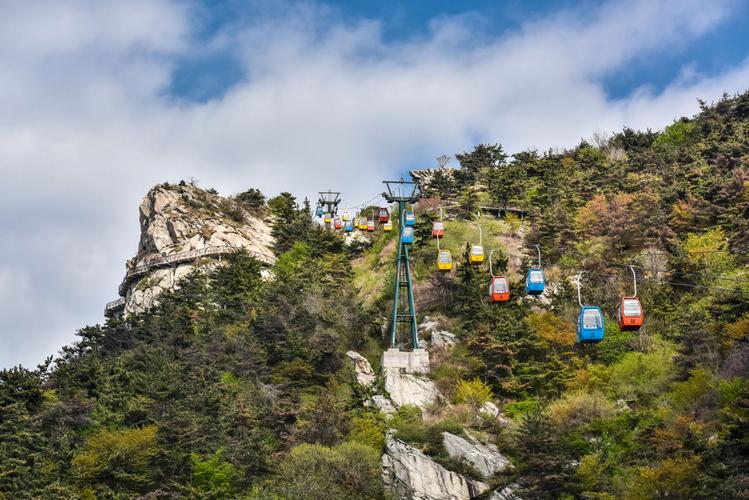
[358,218,368,230]
[379,208,390,223]
[525,245,545,295]
[404,210,416,227]
[525,268,545,295]
[316,206,324,218]
[437,250,452,271]
[577,306,605,343]
[489,276,510,302]
[470,245,484,264]
[432,221,445,238]
[324,214,332,224]
[617,266,643,331]
[367,219,375,232]
[344,220,354,232]
[574,272,604,343]
[618,297,644,331]
[342,212,351,221]
[383,221,393,232]
[333,216,343,229]
[402,227,414,244]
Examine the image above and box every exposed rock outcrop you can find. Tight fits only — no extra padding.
[382,431,488,500]
[418,317,457,350]
[347,351,376,388]
[384,369,442,411]
[442,431,511,479]
[367,394,397,416]
[109,182,275,316]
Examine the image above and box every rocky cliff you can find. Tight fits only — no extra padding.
[106,182,276,316]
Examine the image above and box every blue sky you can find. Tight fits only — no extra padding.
[170,0,749,103]
[1,0,748,369]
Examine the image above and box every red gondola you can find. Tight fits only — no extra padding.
[367,219,375,232]
[432,221,444,238]
[489,276,510,302]
[378,207,390,223]
[333,216,342,229]
[617,297,644,331]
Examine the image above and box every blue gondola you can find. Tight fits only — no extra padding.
[344,219,354,232]
[577,306,605,343]
[402,226,414,244]
[404,210,416,227]
[525,268,545,295]
[525,245,545,295]
[316,206,324,217]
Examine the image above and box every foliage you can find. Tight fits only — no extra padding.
[453,378,493,407]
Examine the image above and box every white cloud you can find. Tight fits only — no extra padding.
[0,0,747,368]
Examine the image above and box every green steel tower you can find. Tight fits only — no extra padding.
[382,179,421,349]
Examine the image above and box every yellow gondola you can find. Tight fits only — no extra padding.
[470,244,484,264]
[358,217,368,230]
[383,221,393,232]
[437,250,452,271]
[324,214,332,224]
[342,212,351,221]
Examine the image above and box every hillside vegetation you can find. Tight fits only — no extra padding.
[1,91,748,499]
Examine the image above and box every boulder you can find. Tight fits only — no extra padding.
[346,351,376,388]
[366,394,397,416]
[384,369,442,411]
[488,486,521,499]
[382,431,489,500]
[442,431,511,479]
[479,401,500,419]
[431,330,458,349]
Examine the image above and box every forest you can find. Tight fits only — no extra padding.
[1,90,748,499]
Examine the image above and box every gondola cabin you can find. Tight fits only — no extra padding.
[437,250,452,271]
[383,221,393,232]
[358,218,368,230]
[379,208,390,223]
[617,297,644,331]
[525,268,545,295]
[324,214,332,224]
[316,207,324,217]
[577,306,605,343]
[402,227,414,244]
[342,212,351,221]
[489,276,510,302]
[367,220,375,232]
[432,221,445,238]
[344,220,354,232]
[470,244,484,264]
[404,210,416,227]
[333,216,342,229]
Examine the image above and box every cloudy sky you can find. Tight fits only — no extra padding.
[1,0,748,369]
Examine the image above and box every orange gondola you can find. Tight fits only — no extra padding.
[489,276,510,302]
[432,221,444,238]
[617,266,644,331]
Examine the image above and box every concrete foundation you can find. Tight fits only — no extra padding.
[381,348,430,374]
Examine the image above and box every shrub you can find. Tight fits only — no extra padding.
[547,391,617,431]
[454,378,493,407]
[191,450,236,495]
[274,442,382,499]
[71,425,158,492]
[348,412,386,450]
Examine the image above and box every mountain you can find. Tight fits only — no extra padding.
[1,90,748,499]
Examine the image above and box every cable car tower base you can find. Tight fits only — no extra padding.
[380,179,430,375]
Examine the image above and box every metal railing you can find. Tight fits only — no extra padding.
[104,297,126,315]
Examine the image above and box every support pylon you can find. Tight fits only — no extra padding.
[382,179,421,350]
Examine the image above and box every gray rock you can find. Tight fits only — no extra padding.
[366,395,397,416]
[488,486,522,499]
[346,351,376,388]
[382,431,489,500]
[384,369,442,411]
[442,431,511,479]
[431,330,458,349]
[479,401,500,419]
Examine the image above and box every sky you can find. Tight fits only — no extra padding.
[1,0,748,369]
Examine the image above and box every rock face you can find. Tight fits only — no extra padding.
[382,431,488,500]
[367,394,397,416]
[110,182,275,316]
[418,317,457,350]
[384,369,442,411]
[346,351,376,388]
[442,431,511,479]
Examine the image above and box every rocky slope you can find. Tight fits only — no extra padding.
[107,182,275,316]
